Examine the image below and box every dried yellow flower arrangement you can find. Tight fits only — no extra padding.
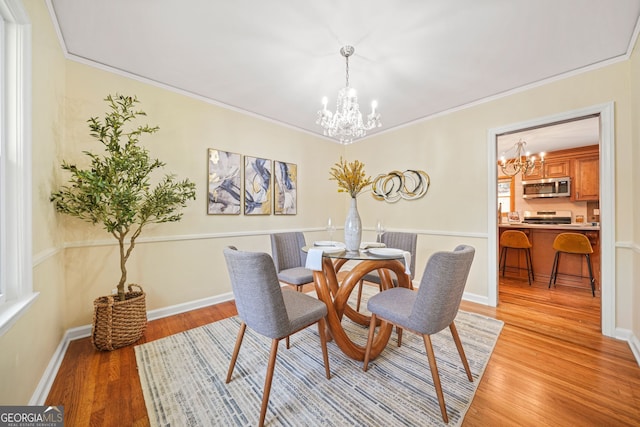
[329,157,372,198]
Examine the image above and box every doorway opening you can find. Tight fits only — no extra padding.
[487,103,615,337]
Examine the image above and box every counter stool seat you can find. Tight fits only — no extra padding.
[499,230,534,285]
[548,232,596,297]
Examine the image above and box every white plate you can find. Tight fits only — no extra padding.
[368,248,405,257]
[314,240,342,247]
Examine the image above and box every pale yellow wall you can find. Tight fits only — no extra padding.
[0,0,67,405]
[347,59,636,328]
[631,34,640,340]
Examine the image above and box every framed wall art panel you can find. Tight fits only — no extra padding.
[207,149,242,215]
[274,160,297,215]
[244,156,272,215]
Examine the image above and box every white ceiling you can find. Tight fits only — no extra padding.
[48,0,640,148]
[497,116,601,159]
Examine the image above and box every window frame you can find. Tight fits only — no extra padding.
[0,0,37,337]
[497,175,515,218]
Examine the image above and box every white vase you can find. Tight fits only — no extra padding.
[344,197,362,251]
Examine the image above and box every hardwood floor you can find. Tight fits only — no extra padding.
[46,278,640,426]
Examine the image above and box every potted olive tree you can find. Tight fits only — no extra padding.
[51,94,196,350]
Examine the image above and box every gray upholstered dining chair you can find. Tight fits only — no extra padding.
[223,246,331,427]
[270,232,313,292]
[356,231,418,311]
[362,245,475,424]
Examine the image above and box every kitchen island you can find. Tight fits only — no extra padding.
[499,223,600,294]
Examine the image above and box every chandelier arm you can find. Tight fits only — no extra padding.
[499,139,540,177]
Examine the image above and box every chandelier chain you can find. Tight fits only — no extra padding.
[345,53,350,87]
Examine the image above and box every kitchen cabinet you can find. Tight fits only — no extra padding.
[573,155,599,201]
[524,158,570,180]
[543,159,571,178]
[514,145,599,200]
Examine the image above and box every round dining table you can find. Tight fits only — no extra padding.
[303,246,412,361]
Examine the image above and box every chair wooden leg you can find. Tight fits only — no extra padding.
[449,322,473,382]
[226,322,247,383]
[397,326,403,347]
[363,314,378,371]
[286,336,290,349]
[422,334,448,424]
[356,279,364,312]
[318,317,331,379]
[259,339,279,427]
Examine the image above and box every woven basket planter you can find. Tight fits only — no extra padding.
[91,284,147,351]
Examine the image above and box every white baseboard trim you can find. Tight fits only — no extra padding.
[616,328,640,367]
[146,292,235,322]
[28,327,71,405]
[630,334,640,366]
[462,292,490,306]
[30,291,236,405]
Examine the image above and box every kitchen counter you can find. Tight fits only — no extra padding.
[499,222,600,231]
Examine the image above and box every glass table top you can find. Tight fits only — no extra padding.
[302,245,405,261]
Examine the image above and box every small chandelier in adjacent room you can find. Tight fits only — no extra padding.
[316,45,381,144]
[500,139,544,177]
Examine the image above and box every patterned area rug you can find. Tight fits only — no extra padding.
[135,287,503,426]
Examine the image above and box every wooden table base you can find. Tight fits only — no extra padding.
[313,256,411,361]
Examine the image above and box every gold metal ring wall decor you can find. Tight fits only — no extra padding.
[371,170,430,203]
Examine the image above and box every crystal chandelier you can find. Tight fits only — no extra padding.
[500,140,544,177]
[316,46,381,144]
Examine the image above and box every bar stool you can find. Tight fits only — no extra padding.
[548,232,596,297]
[499,230,534,285]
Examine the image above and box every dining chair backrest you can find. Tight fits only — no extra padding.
[223,246,290,339]
[270,232,308,273]
[381,232,418,279]
[408,245,475,335]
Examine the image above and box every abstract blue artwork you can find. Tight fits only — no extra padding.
[274,160,297,215]
[207,149,241,214]
[244,156,272,215]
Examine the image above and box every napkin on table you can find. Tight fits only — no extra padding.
[360,242,386,250]
[305,248,324,271]
[402,251,411,275]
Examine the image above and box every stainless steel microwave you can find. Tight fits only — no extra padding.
[521,177,571,199]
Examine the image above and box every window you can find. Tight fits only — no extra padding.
[0,0,36,336]
[497,176,514,220]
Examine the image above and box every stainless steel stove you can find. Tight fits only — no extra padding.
[522,210,572,225]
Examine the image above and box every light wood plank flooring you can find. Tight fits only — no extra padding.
[46,278,640,426]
